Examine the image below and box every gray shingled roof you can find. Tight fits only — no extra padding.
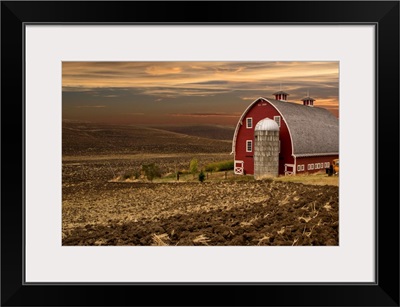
[267,98,339,156]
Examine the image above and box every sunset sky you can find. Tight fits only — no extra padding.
[62,61,339,126]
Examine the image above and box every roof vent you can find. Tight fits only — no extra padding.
[273,91,289,101]
[301,96,316,107]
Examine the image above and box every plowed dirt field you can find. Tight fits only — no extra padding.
[63,180,338,246]
[62,123,339,246]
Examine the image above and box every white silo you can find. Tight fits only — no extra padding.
[254,118,280,179]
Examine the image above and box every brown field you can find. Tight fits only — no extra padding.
[62,122,339,246]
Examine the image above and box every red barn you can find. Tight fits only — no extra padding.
[232,91,339,177]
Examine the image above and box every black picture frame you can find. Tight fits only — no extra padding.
[1,1,399,306]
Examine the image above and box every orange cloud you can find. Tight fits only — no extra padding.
[145,66,182,75]
[62,61,339,120]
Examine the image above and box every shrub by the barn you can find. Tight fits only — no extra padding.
[198,170,206,182]
[118,168,140,181]
[205,160,234,172]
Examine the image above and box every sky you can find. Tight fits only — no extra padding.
[62,61,339,126]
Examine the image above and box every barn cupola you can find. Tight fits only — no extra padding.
[273,90,289,101]
[301,93,316,107]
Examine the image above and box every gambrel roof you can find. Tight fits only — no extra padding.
[268,98,338,156]
[232,97,339,157]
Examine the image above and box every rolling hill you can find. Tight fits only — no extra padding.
[62,122,232,156]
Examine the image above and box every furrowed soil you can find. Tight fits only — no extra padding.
[62,122,339,246]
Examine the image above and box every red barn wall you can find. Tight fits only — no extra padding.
[234,99,294,175]
[295,155,339,174]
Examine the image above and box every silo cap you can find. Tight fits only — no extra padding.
[255,118,280,131]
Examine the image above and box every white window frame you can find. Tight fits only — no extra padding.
[324,162,330,168]
[246,117,253,128]
[246,140,252,152]
[308,163,314,170]
[297,164,304,172]
[315,163,320,170]
[274,116,281,127]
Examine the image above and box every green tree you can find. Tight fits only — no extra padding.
[189,158,198,178]
[141,163,161,182]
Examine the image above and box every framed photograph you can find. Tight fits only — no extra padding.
[1,1,399,306]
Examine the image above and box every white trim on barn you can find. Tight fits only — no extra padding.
[266,99,295,159]
[285,164,295,175]
[234,160,244,175]
[232,97,288,154]
[231,97,261,154]
[294,152,339,158]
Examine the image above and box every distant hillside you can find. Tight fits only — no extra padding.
[149,124,235,141]
[62,122,232,156]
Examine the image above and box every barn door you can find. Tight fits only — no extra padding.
[284,164,295,175]
[234,160,244,175]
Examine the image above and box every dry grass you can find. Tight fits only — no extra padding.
[151,233,170,246]
[154,170,336,186]
[240,215,260,227]
[193,234,211,245]
[273,172,338,186]
[257,235,271,245]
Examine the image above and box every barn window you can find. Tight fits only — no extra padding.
[301,165,305,171]
[297,164,304,172]
[274,116,281,127]
[246,140,252,152]
[246,117,253,128]
[324,162,330,168]
[308,164,314,170]
[315,163,320,170]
